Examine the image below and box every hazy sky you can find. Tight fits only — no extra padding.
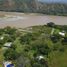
[38,0,67,3]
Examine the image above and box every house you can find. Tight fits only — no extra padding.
[59,31,65,36]
[3,61,14,67]
[4,42,12,48]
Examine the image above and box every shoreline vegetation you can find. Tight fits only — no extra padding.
[0,9,67,16]
[0,24,67,67]
[0,11,67,17]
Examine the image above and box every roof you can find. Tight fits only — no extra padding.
[3,61,14,67]
[4,42,12,47]
[59,32,65,36]
[7,64,14,67]
[37,55,44,60]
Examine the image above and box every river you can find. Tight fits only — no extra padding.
[0,12,67,28]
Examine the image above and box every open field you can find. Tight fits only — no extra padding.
[0,12,67,28]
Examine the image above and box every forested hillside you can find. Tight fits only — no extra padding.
[0,0,67,16]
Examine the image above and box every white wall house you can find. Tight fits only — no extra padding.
[59,31,65,36]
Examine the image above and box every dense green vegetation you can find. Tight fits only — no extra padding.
[0,24,67,67]
[0,0,67,16]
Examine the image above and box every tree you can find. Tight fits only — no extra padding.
[2,35,15,43]
[16,56,31,67]
[0,40,4,48]
[10,44,16,50]
[62,37,67,45]
[4,26,17,35]
[20,33,35,44]
[50,34,61,43]
[32,62,42,67]
[0,29,4,35]
[4,49,18,60]
[31,57,48,67]
[31,40,50,55]
[47,22,55,27]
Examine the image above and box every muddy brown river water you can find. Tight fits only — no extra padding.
[0,12,67,28]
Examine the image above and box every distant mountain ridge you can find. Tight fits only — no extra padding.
[38,0,67,3]
[0,0,39,12]
[0,0,67,16]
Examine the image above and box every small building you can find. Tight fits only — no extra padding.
[4,42,12,48]
[59,31,65,36]
[3,61,14,67]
